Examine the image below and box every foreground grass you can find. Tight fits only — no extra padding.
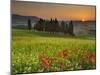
[12,29,96,74]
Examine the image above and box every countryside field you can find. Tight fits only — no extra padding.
[12,29,96,74]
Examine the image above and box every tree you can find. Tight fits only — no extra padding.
[68,20,74,35]
[34,18,44,31]
[45,18,59,33]
[65,23,68,34]
[61,21,65,33]
[54,18,59,33]
[45,20,50,32]
[39,18,45,31]
[28,19,32,30]
[49,18,54,33]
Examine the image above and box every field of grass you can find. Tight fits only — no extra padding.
[12,29,96,74]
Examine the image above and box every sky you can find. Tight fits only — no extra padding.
[11,1,96,21]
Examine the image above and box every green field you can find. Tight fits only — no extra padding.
[12,29,96,74]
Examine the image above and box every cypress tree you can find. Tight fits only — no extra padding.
[68,20,74,35]
[28,19,32,30]
[61,21,65,33]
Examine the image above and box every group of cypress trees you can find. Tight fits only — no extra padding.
[28,18,74,36]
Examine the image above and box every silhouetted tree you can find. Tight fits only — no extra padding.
[49,18,54,33]
[28,19,32,30]
[34,18,45,31]
[54,18,59,33]
[61,21,65,33]
[68,20,74,35]
[45,18,59,33]
[45,20,50,32]
[39,19,45,31]
[65,23,68,34]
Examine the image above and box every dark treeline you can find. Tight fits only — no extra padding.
[28,18,74,36]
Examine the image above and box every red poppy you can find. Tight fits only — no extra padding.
[39,52,50,69]
[89,52,96,64]
[57,49,68,58]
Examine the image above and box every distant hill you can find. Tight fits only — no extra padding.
[12,14,40,28]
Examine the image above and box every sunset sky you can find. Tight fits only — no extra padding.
[11,1,96,21]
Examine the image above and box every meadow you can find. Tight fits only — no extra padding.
[12,29,96,74]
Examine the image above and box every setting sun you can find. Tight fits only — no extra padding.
[82,19,85,22]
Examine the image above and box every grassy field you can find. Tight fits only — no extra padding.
[12,29,96,74]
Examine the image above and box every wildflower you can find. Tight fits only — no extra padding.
[40,57,49,68]
[39,52,50,69]
[57,49,68,58]
[89,52,96,64]
[82,50,96,65]
[63,49,68,56]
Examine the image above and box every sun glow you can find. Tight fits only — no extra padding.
[82,19,85,22]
